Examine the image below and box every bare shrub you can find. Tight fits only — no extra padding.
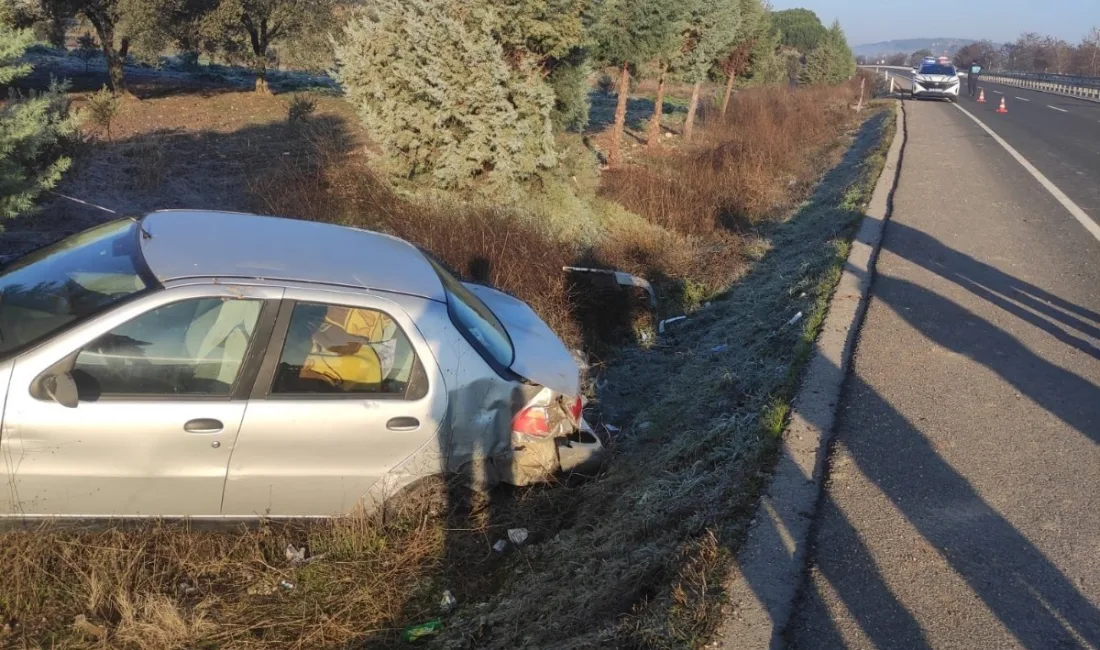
[287,94,316,123]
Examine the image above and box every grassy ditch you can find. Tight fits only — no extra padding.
[0,81,894,648]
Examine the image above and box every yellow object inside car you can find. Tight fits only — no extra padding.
[299,307,396,391]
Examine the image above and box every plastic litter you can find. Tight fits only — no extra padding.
[279,580,295,591]
[402,619,443,642]
[658,316,686,333]
[492,539,508,553]
[440,590,457,614]
[605,423,621,433]
[787,311,804,327]
[507,528,530,546]
[711,344,729,353]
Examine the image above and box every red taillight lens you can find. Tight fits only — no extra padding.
[513,406,551,437]
[569,395,583,424]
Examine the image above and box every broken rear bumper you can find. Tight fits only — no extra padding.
[499,418,607,486]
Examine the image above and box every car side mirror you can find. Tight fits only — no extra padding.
[43,373,79,409]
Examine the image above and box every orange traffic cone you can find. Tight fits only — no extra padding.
[997,97,1008,113]
[977,88,986,103]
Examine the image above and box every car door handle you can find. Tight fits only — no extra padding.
[184,418,224,434]
[387,417,420,432]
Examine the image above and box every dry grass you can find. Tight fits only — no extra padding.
[602,85,857,237]
[0,75,892,649]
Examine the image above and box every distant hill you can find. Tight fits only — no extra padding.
[852,38,983,58]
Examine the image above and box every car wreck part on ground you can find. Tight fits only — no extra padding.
[658,315,687,333]
[562,266,658,309]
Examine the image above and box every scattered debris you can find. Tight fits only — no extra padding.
[285,544,326,567]
[72,615,106,641]
[659,316,686,333]
[712,344,729,353]
[439,590,457,614]
[605,423,621,433]
[787,311,804,327]
[279,580,295,591]
[402,618,443,642]
[637,421,653,432]
[492,539,508,553]
[562,266,657,308]
[507,528,530,546]
[177,581,198,597]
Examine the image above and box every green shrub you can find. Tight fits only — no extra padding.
[83,86,122,141]
[336,0,557,190]
[0,26,78,220]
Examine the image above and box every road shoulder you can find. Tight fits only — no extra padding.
[714,100,907,650]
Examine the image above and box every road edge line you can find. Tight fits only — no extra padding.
[953,103,1100,244]
[714,100,907,650]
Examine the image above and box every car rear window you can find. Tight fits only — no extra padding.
[920,64,956,76]
[423,256,515,369]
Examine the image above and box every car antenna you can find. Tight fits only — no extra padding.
[128,216,153,240]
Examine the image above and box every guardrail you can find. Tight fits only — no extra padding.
[979,71,1100,100]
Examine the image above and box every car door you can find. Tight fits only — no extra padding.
[0,284,282,517]
[221,288,447,517]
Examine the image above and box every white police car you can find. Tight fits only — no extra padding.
[911,57,960,102]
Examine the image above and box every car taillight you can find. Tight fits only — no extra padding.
[569,395,583,424]
[513,406,551,437]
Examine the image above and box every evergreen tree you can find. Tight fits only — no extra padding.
[771,8,826,53]
[336,0,557,189]
[672,0,740,141]
[590,0,681,165]
[1,24,77,219]
[824,20,855,83]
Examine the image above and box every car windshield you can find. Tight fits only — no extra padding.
[920,64,956,76]
[0,219,151,360]
[423,255,515,369]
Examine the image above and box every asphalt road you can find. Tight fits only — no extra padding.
[872,66,1100,227]
[786,95,1100,647]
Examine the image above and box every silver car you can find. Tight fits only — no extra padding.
[0,210,604,518]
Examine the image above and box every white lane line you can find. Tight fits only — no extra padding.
[1015,96,1030,102]
[993,90,1004,94]
[954,104,1100,244]
[1049,105,1069,113]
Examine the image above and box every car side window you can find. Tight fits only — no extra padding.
[271,302,425,398]
[72,298,263,398]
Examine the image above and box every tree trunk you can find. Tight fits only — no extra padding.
[608,62,630,167]
[646,64,667,147]
[721,72,735,117]
[87,16,127,95]
[106,52,127,95]
[683,81,702,142]
[254,60,271,94]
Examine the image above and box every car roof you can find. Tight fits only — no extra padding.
[138,210,445,301]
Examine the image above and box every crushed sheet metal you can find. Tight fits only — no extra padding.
[563,266,657,308]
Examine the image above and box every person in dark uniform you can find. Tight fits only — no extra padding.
[967,60,982,97]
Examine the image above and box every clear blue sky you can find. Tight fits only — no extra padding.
[770,0,1099,46]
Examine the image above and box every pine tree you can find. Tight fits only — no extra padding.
[336,0,557,189]
[672,0,741,141]
[590,0,681,165]
[824,20,855,83]
[1,24,77,220]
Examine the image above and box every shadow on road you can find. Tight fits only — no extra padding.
[736,219,1100,647]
